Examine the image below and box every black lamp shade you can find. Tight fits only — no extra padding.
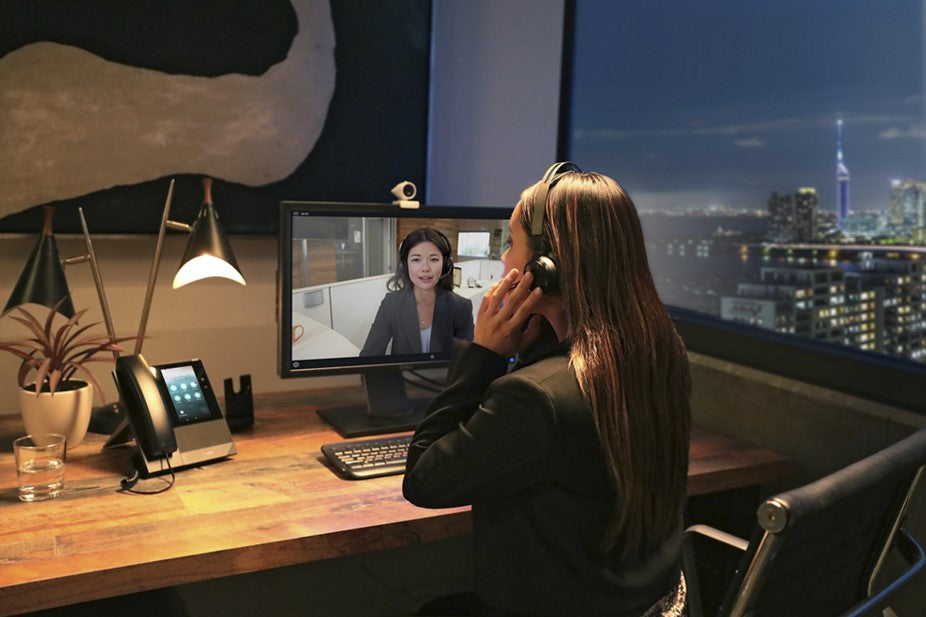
[172,202,246,289]
[3,209,75,318]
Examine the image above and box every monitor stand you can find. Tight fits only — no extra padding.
[318,367,430,438]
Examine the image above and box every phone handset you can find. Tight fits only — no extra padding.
[114,354,178,460]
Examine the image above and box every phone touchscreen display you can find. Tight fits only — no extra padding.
[160,364,214,422]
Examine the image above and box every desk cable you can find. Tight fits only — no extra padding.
[120,456,176,494]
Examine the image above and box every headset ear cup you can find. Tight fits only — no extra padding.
[431,229,453,279]
[525,162,577,294]
[525,255,559,294]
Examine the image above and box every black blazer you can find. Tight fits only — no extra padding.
[403,330,683,617]
[359,288,474,356]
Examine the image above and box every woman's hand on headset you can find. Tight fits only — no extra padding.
[475,269,543,359]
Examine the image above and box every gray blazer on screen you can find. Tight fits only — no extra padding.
[359,288,474,356]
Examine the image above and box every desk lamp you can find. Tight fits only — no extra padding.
[100,176,246,445]
[2,206,75,318]
[133,176,246,355]
[88,177,246,437]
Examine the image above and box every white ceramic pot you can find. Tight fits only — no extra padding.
[19,381,93,449]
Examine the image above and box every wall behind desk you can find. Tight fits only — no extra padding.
[0,0,568,416]
[0,233,353,415]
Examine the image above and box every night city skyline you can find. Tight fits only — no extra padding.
[569,0,925,216]
[566,1,926,364]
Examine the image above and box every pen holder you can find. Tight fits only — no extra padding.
[224,374,254,432]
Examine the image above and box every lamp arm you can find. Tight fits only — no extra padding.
[134,179,175,355]
[59,208,119,359]
[78,208,118,356]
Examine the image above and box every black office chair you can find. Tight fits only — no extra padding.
[682,428,926,617]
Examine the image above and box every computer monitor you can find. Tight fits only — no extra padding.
[278,201,512,437]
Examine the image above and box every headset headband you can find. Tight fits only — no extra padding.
[401,227,450,255]
[530,161,581,237]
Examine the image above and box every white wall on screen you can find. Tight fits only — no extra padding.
[329,275,392,349]
[293,287,331,327]
[454,259,482,283]
[479,259,504,281]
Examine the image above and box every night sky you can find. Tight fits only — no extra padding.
[569,0,925,214]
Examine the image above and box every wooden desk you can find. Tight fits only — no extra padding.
[0,389,789,616]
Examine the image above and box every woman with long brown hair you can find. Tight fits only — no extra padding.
[404,163,691,617]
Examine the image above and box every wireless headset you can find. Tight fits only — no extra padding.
[524,161,581,294]
[398,227,454,280]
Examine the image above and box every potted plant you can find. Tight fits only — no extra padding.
[0,299,136,448]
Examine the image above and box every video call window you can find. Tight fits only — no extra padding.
[287,212,509,368]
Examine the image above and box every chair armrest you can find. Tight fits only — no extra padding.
[682,525,750,617]
[685,524,751,551]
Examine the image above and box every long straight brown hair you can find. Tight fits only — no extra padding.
[520,171,691,557]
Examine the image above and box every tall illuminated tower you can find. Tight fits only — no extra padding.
[836,118,850,228]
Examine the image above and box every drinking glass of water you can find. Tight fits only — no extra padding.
[13,433,66,502]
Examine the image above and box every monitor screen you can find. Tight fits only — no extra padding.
[278,201,512,436]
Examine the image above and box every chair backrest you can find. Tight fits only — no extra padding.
[719,428,926,617]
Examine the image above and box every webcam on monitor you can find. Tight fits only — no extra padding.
[391,181,419,208]
[391,180,417,200]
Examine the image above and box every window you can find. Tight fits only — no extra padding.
[565,0,925,411]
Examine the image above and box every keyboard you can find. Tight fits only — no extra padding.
[321,434,412,480]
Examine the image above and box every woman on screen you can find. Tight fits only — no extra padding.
[403,164,691,616]
[359,227,474,357]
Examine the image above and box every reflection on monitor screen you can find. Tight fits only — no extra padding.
[278,202,512,437]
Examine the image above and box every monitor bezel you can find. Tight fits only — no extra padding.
[277,201,514,380]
